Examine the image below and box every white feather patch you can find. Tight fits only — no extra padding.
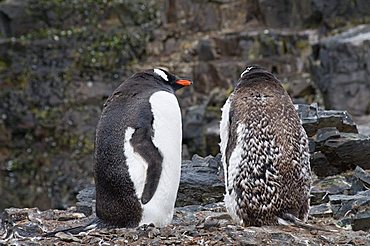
[153,68,169,81]
[224,124,246,223]
[140,91,182,227]
[124,127,148,199]
[240,66,254,78]
[220,95,243,223]
[220,95,232,190]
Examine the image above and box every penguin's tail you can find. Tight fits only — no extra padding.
[278,213,338,232]
[42,218,99,237]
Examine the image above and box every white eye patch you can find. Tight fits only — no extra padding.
[240,66,254,78]
[154,68,169,81]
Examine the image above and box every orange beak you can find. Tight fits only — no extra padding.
[176,79,192,86]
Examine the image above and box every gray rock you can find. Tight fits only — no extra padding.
[329,190,370,221]
[255,0,370,30]
[350,177,366,196]
[354,115,370,136]
[311,25,370,116]
[333,190,370,231]
[163,37,178,55]
[192,62,226,94]
[317,110,358,134]
[182,89,226,156]
[76,187,95,217]
[197,39,216,61]
[296,104,358,137]
[354,166,370,186]
[311,175,352,205]
[296,104,370,176]
[310,152,333,177]
[183,105,206,140]
[0,9,10,37]
[0,0,42,37]
[213,32,241,57]
[309,203,333,218]
[182,105,207,156]
[312,133,370,176]
[204,120,220,156]
[329,192,370,205]
[308,139,316,153]
[316,127,340,143]
[163,0,246,32]
[176,154,224,207]
[352,210,370,231]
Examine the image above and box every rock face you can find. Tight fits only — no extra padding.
[297,104,370,176]
[296,104,358,137]
[255,0,370,30]
[163,0,247,32]
[0,0,36,37]
[311,25,370,116]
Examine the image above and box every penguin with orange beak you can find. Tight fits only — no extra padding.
[94,68,192,228]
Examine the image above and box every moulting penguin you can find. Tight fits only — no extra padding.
[220,65,311,226]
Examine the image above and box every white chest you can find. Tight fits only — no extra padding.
[124,91,182,227]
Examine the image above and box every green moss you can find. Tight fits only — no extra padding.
[79,136,94,155]
[28,0,158,29]
[32,106,63,128]
[259,34,280,56]
[296,40,309,50]
[206,106,222,120]
[53,132,94,158]
[0,59,9,73]
[2,71,32,90]
[21,0,159,73]
[72,29,147,71]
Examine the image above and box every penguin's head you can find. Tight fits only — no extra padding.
[239,65,265,79]
[236,65,284,94]
[238,65,280,84]
[150,68,192,91]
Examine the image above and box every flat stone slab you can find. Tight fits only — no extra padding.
[309,203,333,218]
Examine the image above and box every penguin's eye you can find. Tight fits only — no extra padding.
[153,68,169,81]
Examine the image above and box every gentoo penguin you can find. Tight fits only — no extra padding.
[94,68,192,228]
[220,65,311,226]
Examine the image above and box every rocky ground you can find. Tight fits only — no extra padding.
[1,158,370,245]
[1,205,369,245]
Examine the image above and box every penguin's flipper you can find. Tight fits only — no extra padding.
[130,127,163,204]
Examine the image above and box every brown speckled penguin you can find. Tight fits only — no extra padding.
[220,65,311,226]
